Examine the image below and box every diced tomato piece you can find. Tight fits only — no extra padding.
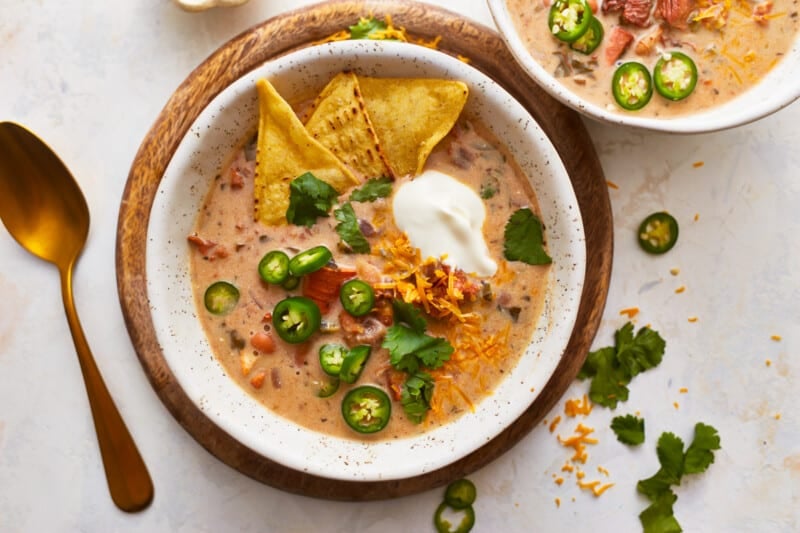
[302,266,356,314]
[604,27,635,65]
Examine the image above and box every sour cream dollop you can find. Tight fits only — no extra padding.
[392,169,497,277]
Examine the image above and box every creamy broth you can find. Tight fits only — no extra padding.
[189,118,549,440]
[508,0,799,116]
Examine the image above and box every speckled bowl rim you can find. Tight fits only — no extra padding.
[488,0,800,133]
[145,39,585,481]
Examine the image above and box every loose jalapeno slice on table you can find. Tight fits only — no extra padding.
[288,245,332,276]
[319,343,348,376]
[258,250,290,284]
[433,502,476,533]
[204,281,239,315]
[339,279,375,317]
[339,345,371,384]
[570,16,604,54]
[444,479,477,509]
[548,0,593,43]
[653,51,698,101]
[612,62,653,111]
[638,212,679,254]
[341,385,391,433]
[271,296,322,344]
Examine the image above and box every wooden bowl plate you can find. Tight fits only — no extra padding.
[115,0,613,500]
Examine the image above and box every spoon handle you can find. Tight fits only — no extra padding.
[60,262,154,512]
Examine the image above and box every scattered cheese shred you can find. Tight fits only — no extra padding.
[771,334,782,341]
[555,477,565,486]
[619,306,640,319]
[679,387,689,394]
[555,497,561,508]
[606,180,620,189]
[774,413,782,420]
[694,213,700,221]
[562,463,575,473]
[675,285,686,294]
[688,316,699,323]
[766,359,772,367]
[549,415,563,433]
[693,161,705,168]
[674,402,680,410]
[670,267,681,276]
[564,394,593,417]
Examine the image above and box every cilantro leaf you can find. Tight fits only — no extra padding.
[334,202,370,253]
[286,172,338,227]
[683,423,721,474]
[610,414,645,445]
[637,432,684,501]
[349,17,388,39]
[349,177,393,202]
[639,490,682,533]
[383,325,453,372]
[400,372,435,424]
[503,207,552,265]
[578,322,666,408]
[392,299,427,334]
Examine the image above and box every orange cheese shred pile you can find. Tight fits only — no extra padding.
[564,394,593,417]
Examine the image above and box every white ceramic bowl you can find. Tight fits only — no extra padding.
[146,39,585,481]
[488,0,800,133]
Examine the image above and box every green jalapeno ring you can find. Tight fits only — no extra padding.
[340,279,375,317]
[317,377,340,398]
[288,245,333,277]
[653,51,698,101]
[637,211,679,254]
[341,385,391,433]
[258,250,290,284]
[319,343,348,376]
[433,502,476,533]
[271,296,322,344]
[339,345,372,384]
[444,479,477,509]
[548,0,593,43]
[570,16,604,55]
[612,62,653,111]
[204,281,240,316]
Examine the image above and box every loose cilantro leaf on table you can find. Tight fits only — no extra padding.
[350,176,393,202]
[639,491,682,533]
[401,372,435,424]
[503,207,552,265]
[637,423,721,533]
[578,322,666,408]
[286,172,338,227]
[683,423,721,474]
[611,414,645,445]
[349,17,388,40]
[334,202,370,253]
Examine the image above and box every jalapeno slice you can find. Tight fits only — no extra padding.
[444,479,477,509]
[272,296,322,344]
[258,250,290,284]
[339,345,372,384]
[653,51,698,101]
[612,62,653,111]
[638,212,679,254]
[204,281,239,315]
[433,502,476,533]
[289,245,332,277]
[548,0,593,43]
[317,377,340,398]
[319,343,348,376]
[339,279,375,317]
[570,16,603,54]
[341,385,391,433]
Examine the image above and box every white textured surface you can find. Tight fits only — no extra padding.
[0,1,798,532]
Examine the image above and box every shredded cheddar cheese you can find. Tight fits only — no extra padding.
[688,316,699,323]
[564,395,593,417]
[771,334,782,341]
[675,285,686,294]
[693,161,705,168]
[619,307,640,319]
[606,180,620,189]
[550,415,563,433]
[679,387,689,394]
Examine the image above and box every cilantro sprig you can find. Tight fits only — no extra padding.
[349,176,393,202]
[503,207,552,265]
[577,322,666,408]
[611,414,645,445]
[334,202,370,253]
[382,300,453,423]
[637,423,721,533]
[349,17,388,39]
[286,172,338,227]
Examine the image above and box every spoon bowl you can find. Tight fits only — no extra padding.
[0,121,154,512]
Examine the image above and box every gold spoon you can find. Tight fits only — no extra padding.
[0,121,154,512]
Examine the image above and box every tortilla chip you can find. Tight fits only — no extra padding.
[253,78,359,226]
[357,77,469,177]
[304,72,394,180]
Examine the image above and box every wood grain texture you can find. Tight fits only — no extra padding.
[115,0,613,500]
